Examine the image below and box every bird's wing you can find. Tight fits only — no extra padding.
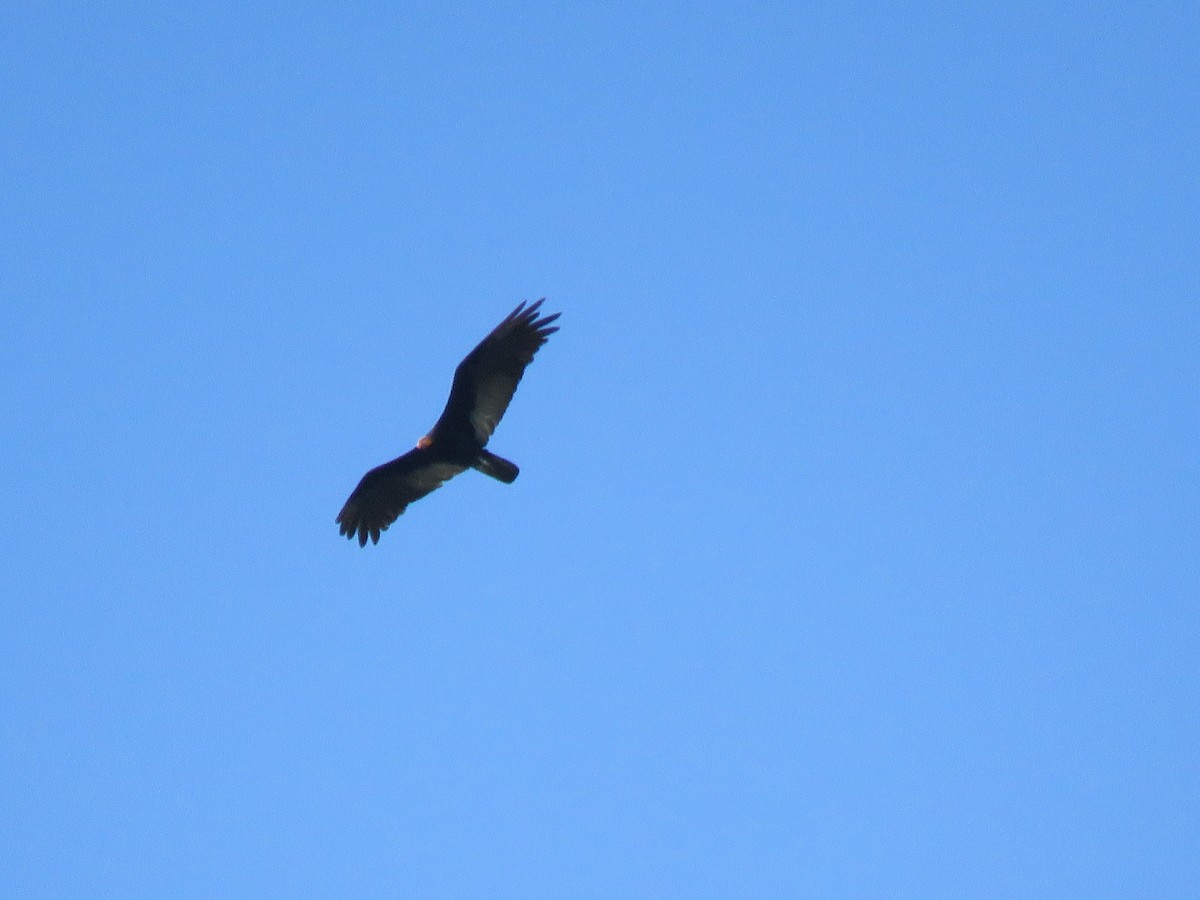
[436,299,560,444]
[336,449,467,546]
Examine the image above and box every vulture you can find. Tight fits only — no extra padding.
[336,299,560,546]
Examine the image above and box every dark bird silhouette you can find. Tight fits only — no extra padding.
[336,299,560,546]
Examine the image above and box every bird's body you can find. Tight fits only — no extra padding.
[336,299,559,546]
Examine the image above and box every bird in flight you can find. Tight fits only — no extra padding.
[336,299,560,546]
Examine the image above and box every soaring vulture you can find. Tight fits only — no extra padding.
[336,299,560,546]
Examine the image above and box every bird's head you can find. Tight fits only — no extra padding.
[416,434,433,449]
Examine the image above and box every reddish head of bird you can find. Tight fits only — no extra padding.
[416,434,433,449]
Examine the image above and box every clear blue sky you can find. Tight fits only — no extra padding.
[3,2,1197,896]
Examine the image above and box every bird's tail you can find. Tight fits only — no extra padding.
[474,450,519,483]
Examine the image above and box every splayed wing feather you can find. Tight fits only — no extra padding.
[336,449,467,546]
[440,299,560,444]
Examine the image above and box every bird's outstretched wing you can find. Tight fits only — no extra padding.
[336,449,467,546]
[436,299,561,444]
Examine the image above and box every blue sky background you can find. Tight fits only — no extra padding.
[2,2,1197,896]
